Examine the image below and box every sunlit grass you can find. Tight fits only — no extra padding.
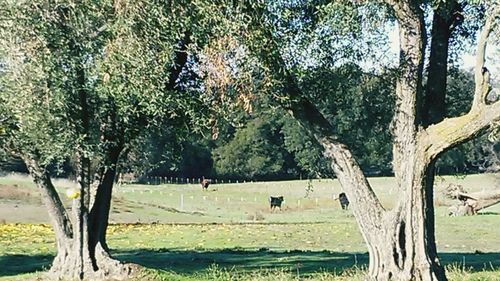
[0,173,499,280]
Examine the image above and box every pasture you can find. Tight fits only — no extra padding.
[0,173,499,280]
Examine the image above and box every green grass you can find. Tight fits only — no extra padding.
[0,173,499,280]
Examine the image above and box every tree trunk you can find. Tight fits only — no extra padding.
[23,154,73,248]
[23,151,134,280]
[321,139,446,281]
[245,1,499,279]
[90,145,122,262]
[21,94,133,280]
[419,2,462,278]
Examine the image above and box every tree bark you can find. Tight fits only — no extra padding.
[22,153,73,256]
[22,149,133,280]
[420,2,462,280]
[422,1,461,125]
[245,1,499,280]
[319,135,447,280]
[89,144,123,264]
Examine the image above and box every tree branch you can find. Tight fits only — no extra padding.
[22,154,73,242]
[420,101,500,160]
[387,0,426,186]
[166,31,191,91]
[473,6,498,110]
[258,30,386,229]
[422,0,462,126]
[420,7,499,160]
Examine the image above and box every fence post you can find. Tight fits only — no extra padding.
[180,194,184,210]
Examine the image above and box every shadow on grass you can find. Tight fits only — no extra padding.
[0,254,53,277]
[113,249,500,275]
[1,249,499,277]
[114,248,368,275]
[478,212,499,216]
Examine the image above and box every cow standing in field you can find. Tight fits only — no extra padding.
[269,196,284,211]
[339,192,349,210]
[200,177,211,190]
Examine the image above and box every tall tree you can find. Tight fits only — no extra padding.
[0,0,199,279]
[207,0,499,280]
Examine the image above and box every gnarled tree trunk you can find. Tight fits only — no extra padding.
[23,149,134,280]
[21,66,133,279]
[248,0,499,279]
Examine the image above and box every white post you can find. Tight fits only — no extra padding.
[180,194,184,210]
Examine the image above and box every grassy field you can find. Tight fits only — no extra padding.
[0,173,499,280]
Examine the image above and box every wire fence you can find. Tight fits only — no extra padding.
[119,175,291,186]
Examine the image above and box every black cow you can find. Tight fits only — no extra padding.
[269,196,284,210]
[200,177,211,190]
[339,192,349,210]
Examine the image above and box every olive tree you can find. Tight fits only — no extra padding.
[0,0,198,279]
[203,0,499,280]
[268,2,497,280]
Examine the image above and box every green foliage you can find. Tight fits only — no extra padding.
[280,115,330,177]
[213,115,295,180]
[0,0,204,171]
[0,0,494,181]
[298,64,396,174]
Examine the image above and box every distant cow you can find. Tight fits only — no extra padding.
[200,177,211,190]
[269,196,284,210]
[339,192,349,210]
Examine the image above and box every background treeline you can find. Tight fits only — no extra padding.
[2,65,495,181]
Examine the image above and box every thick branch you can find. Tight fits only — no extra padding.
[420,7,499,160]
[243,6,386,228]
[473,7,498,110]
[281,75,385,231]
[420,102,500,159]
[89,145,122,253]
[388,1,426,186]
[287,96,385,221]
[422,1,461,126]
[22,154,73,243]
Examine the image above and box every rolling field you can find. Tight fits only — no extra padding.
[0,173,499,280]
